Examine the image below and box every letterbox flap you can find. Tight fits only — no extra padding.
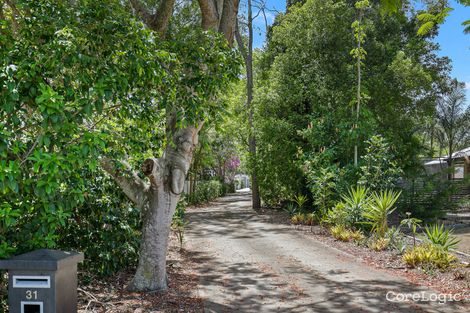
[0,249,84,271]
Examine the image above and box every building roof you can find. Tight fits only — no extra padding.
[450,147,470,158]
[424,147,470,166]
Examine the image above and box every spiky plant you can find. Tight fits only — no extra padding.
[362,189,401,237]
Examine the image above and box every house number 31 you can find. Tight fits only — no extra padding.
[26,290,38,300]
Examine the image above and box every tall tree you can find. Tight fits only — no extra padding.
[235,0,262,210]
[435,80,469,176]
[100,0,241,291]
[351,0,370,166]
[1,0,241,293]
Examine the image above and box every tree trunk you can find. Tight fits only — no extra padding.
[133,126,200,291]
[128,187,176,291]
[244,0,261,210]
[101,125,200,291]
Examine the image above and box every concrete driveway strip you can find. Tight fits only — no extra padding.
[185,192,469,313]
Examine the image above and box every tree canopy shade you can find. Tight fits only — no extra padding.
[1,0,241,291]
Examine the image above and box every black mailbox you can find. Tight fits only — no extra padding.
[0,249,84,313]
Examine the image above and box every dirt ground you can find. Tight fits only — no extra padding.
[454,227,470,255]
[77,234,203,313]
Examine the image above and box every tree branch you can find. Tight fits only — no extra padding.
[235,18,247,63]
[141,157,164,188]
[100,157,148,207]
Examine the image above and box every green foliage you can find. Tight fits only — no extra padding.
[0,0,240,278]
[292,194,308,210]
[290,212,316,226]
[330,225,352,242]
[362,189,401,237]
[417,7,453,36]
[423,224,460,251]
[58,172,141,276]
[358,135,403,190]
[400,212,421,247]
[172,198,188,249]
[188,180,225,205]
[283,203,299,217]
[385,226,407,254]
[0,0,167,260]
[305,156,347,216]
[291,212,306,225]
[368,237,390,251]
[340,186,370,227]
[255,0,445,205]
[330,225,365,242]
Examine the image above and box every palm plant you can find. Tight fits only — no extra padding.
[362,189,401,237]
[423,224,460,251]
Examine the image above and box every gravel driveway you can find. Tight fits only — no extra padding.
[185,191,469,313]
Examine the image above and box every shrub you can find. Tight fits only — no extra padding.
[362,189,401,237]
[330,225,351,242]
[283,203,299,217]
[292,194,308,210]
[403,244,457,270]
[400,212,421,247]
[423,224,460,251]
[386,226,407,254]
[291,213,306,225]
[369,237,390,251]
[172,199,188,249]
[58,172,141,276]
[324,202,348,226]
[358,135,403,191]
[304,213,316,226]
[188,180,224,205]
[350,229,366,242]
[306,162,344,217]
[340,186,370,228]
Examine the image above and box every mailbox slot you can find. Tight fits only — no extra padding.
[21,301,43,313]
[13,276,50,288]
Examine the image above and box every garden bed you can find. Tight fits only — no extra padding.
[77,233,203,313]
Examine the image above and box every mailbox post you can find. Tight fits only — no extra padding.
[0,249,84,313]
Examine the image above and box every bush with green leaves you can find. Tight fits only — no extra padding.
[340,186,370,228]
[358,135,403,191]
[423,224,460,251]
[306,158,347,217]
[0,0,170,260]
[400,212,422,247]
[324,186,369,229]
[403,244,457,270]
[188,180,225,205]
[362,189,401,237]
[58,171,141,276]
[172,197,188,249]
